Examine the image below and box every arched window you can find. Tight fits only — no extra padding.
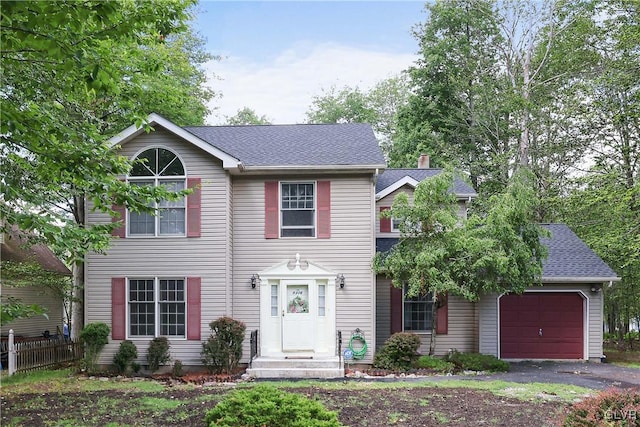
[128,148,186,236]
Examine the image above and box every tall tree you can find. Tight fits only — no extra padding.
[557,0,640,335]
[1,0,216,336]
[393,0,592,207]
[305,76,410,158]
[224,107,272,125]
[374,168,548,354]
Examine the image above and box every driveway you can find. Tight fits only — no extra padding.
[463,361,640,390]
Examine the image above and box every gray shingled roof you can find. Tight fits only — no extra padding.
[376,169,477,197]
[184,123,386,167]
[376,223,619,282]
[541,224,618,281]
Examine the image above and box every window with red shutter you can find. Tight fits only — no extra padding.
[317,181,331,239]
[187,277,201,340]
[187,178,201,238]
[380,206,391,233]
[111,278,126,340]
[265,181,279,238]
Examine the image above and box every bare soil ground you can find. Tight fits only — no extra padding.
[2,378,565,427]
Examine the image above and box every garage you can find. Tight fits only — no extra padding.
[500,292,584,359]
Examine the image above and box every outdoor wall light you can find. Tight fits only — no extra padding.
[337,274,345,289]
[590,285,602,294]
[251,274,259,289]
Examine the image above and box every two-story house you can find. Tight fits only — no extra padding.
[85,114,618,378]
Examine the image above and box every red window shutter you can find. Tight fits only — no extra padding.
[187,178,202,238]
[380,207,391,233]
[111,277,126,340]
[264,181,279,239]
[187,277,201,340]
[317,180,331,239]
[111,204,126,238]
[390,284,403,334]
[436,293,448,335]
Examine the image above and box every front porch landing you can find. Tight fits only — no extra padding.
[246,356,344,379]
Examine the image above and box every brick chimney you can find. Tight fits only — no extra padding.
[418,154,430,169]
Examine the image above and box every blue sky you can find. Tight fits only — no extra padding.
[192,1,427,124]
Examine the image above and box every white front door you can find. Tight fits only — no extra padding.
[281,281,315,351]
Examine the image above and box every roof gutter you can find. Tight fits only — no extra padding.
[235,163,387,174]
[541,276,621,284]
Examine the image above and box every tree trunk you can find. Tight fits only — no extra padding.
[71,261,84,340]
[70,193,86,340]
[429,294,438,356]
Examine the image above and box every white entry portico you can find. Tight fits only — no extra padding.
[257,254,337,358]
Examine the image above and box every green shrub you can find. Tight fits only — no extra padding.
[444,350,509,372]
[413,355,455,373]
[79,322,110,372]
[373,332,421,371]
[204,384,342,427]
[561,388,640,426]
[201,316,246,374]
[113,340,138,373]
[147,337,171,372]
[172,359,184,378]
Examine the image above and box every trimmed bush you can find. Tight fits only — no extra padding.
[147,337,171,372]
[444,350,509,372]
[79,322,110,372]
[201,316,246,374]
[204,384,342,427]
[172,359,184,378]
[113,340,138,373]
[373,332,421,371]
[413,355,455,373]
[561,388,640,426]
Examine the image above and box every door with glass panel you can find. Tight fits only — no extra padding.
[281,281,315,351]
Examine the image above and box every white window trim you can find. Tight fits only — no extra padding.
[127,146,188,238]
[126,277,188,340]
[279,180,317,238]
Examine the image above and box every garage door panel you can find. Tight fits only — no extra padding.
[500,292,584,359]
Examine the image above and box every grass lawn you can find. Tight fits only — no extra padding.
[0,369,595,427]
[604,345,640,368]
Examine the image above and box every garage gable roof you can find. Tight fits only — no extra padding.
[375,169,477,200]
[541,224,619,283]
[375,223,620,283]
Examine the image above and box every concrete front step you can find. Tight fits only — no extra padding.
[247,356,345,379]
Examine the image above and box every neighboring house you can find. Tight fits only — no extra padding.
[86,113,619,378]
[1,226,70,337]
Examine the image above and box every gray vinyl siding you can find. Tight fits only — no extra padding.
[232,175,377,363]
[375,277,392,349]
[478,285,604,361]
[1,286,64,337]
[85,129,231,366]
[374,277,476,356]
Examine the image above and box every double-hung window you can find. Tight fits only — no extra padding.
[128,278,186,338]
[281,182,315,237]
[403,283,433,331]
[128,147,186,236]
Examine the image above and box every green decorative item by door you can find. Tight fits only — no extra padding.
[348,329,368,360]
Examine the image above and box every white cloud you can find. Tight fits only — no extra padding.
[203,42,417,125]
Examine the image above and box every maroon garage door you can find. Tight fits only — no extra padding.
[500,292,584,359]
